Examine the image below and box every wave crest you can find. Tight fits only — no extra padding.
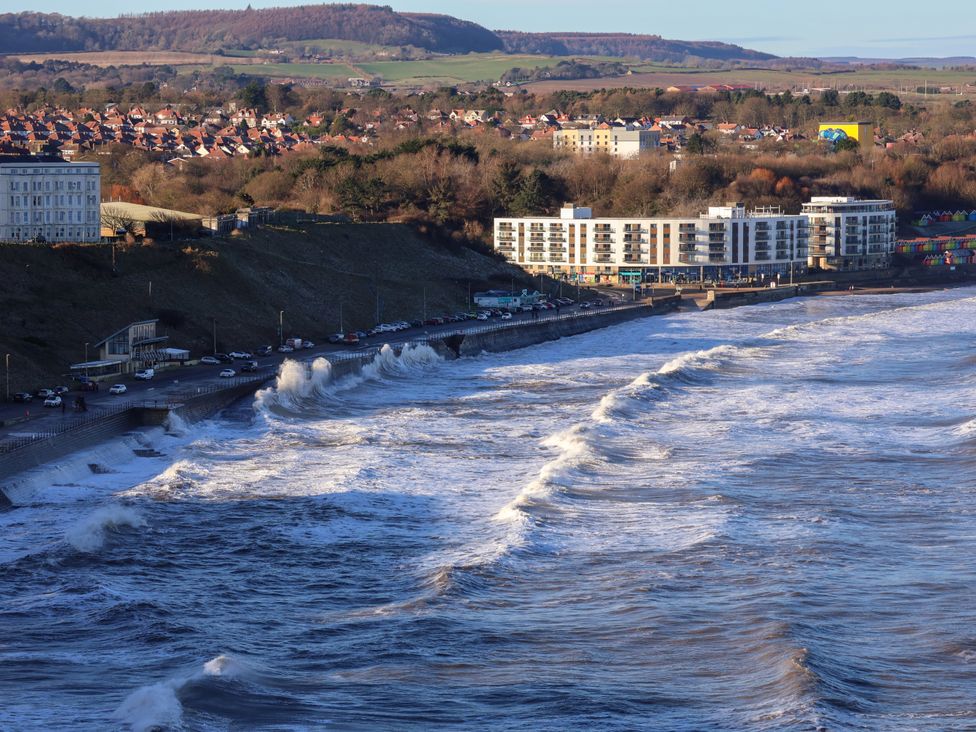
[65,504,145,553]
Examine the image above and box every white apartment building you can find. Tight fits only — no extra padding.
[0,158,101,243]
[494,203,808,283]
[802,196,896,270]
[553,127,661,159]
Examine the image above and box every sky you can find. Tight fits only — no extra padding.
[7,0,975,59]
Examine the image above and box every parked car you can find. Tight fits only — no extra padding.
[328,333,345,344]
[134,369,155,380]
[277,345,294,353]
[53,385,70,395]
[200,356,221,365]
[44,395,62,408]
[240,361,259,372]
[500,312,512,320]
[214,353,233,363]
[229,351,253,360]
[36,388,55,398]
[343,332,360,345]
[79,381,99,392]
[108,384,127,395]
[579,302,592,310]
[256,345,273,357]
[13,392,32,403]
[476,312,489,321]
[354,331,368,339]
[302,340,315,349]
[410,320,423,328]
[219,368,236,378]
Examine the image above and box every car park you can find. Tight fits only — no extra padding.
[214,353,233,363]
[302,340,315,349]
[355,331,368,339]
[277,345,294,353]
[200,355,221,365]
[476,312,489,321]
[109,384,127,395]
[44,395,62,408]
[134,369,155,380]
[241,361,259,372]
[256,346,273,356]
[219,368,236,378]
[13,392,32,403]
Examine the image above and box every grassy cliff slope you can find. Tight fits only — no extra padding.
[0,222,533,392]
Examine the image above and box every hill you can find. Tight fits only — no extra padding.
[496,31,777,63]
[0,5,503,55]
[0,222,534,391]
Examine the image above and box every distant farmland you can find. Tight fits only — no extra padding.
[523,66,976,95]
[10,51,259,67]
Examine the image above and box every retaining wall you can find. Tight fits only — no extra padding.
[702,282,835,310]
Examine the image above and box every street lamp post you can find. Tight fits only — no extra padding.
[4,353,9,402]
[212,318,217,354]
[84,342,89,380]
[278,310,284,346]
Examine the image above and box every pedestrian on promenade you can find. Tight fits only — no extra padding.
[61,400,65,415]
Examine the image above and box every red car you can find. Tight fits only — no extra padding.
[343,332,360,345]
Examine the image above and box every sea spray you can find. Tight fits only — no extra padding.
[65,504,145,553]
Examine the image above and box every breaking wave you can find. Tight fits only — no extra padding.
[255,343,441,413]
[65,504,145,553]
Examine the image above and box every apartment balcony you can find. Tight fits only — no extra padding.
[593,245,613,254]
[549,254,567,262]
[623,255,647,263]
[495,244,514,252]
[868,246,883,254]
[678,242,699,253]
[593,225,612,233]
[622,225,646,233]
[527,244,545,251]
[594,254,613,263]
[529,255,546,263]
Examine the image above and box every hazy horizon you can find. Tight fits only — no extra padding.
[3,0,973,59]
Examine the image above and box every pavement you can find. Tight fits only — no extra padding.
[0,299,633,448]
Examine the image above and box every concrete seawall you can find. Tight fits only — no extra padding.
[699,282,835,310]
[0,301,677,503]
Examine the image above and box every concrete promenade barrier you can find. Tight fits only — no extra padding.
[700,281,836,310]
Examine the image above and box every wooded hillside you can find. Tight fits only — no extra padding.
[0,5,504,55]
[497,32,776,63]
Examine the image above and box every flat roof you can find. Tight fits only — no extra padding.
[0,156,98,167]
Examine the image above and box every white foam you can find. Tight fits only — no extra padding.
[64,504,145,552]
[114,654,247,732]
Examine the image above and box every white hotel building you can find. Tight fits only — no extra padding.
[494,203,810,283]
[802,196,897,270]
[0,158,101,243]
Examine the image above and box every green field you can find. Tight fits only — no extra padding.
[357,53,617,84]
[222,62,361,80]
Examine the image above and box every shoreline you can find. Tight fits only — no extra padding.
[3,280,974,501]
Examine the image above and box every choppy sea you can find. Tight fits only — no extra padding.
[2,287,975,731]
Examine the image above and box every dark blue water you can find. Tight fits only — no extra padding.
[2,288,975,730]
